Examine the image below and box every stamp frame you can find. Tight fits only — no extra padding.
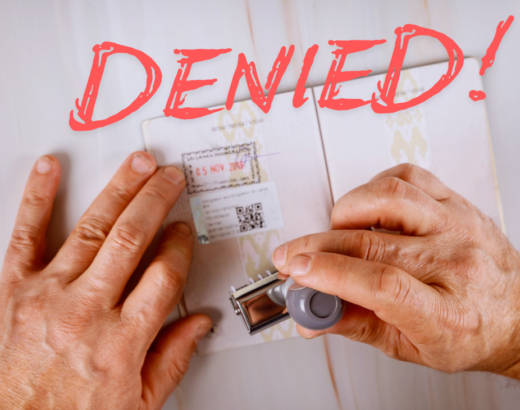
[182,142,261,195]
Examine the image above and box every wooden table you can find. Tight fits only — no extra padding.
[1,1,519,409]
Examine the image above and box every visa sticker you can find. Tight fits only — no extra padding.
[189,181,284,244]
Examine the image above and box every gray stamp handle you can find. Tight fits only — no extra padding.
[268,278,345,331]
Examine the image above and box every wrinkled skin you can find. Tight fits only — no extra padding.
[274,164,520,378]
[0,152,212,409]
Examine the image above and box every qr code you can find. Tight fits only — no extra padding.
[236,203,265,232]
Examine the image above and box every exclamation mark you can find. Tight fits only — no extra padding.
[469,15,514,101]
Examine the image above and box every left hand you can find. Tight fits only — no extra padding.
[0,152,211,409]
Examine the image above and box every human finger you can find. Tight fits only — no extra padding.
[331,177,448,235]
[285,252,440,339]
[273,230,430,280]
[297,303,383,340]
[72,166,185,306]
[140,315,212,410]
[369,163,452,201]
[4,156,60,274]
[52,152,156,279]
[297,303,424,364]
[121,222,193,345]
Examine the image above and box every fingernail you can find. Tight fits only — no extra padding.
[36,156,52,174]
[131,154,153,174]
[289,255,312,276]
[273,244,287,268]
[172,222,191,238]
[195,320,212,343]
[163,166,185,185]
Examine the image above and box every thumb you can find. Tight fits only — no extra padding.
[286,252,439,338]
[140,314,212,410]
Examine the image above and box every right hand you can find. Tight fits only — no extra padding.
[273,164,520,378]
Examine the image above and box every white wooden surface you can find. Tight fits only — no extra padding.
[1,1,520,409]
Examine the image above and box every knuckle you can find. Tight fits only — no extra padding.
[393,163,421,182]
[452,307,480,340]
[161,239,191,261]
[455,194,474,213]
[375,177,408,200]
[14,299,41,326]
[110,224,146,255]
[10,225,40,252]
[141,184,171,204]
[477,212,499,236]
[73,216,111,249]
[453,248,487,283]
[348,322,379,345]
[380,330,412,361]
[330,202,341,224]
[109,183,135,204]
[168,355,191,384]
[75,277,109,308]
[120,307,143,331]
[10,288,53,333]
[373,266,413,307]
[330,196,351,227]
[380,341,401,360]
[121,306,152,333]
[357,230,387,262]
[301,234,314,252]
[285,234,315,259]
[433,299,453,332]
[153,262,185,292]
[319,257,347,291]
[24,188,53,209]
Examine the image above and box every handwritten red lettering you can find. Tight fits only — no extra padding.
[164,48,232,119]
[68,18,515,131]
[69,42,162,131]
[480,16,514,76]
[293,45,319,108]
[371,25,464,113]
[226,46,295,113]
[318,40,386,110]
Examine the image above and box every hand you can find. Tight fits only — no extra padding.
[0,152,212,409]
[273,164,520,378]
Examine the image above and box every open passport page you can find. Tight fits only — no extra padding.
[143,58,504,355]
